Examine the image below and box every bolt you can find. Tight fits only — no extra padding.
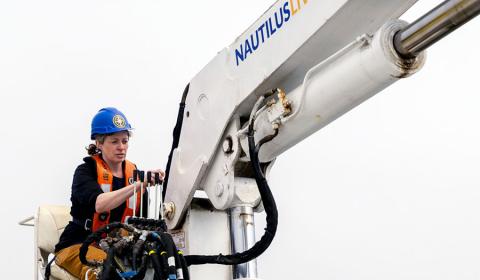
[223,163,229,175]
[222,136,233,154]
[164,202,175,220]
[215,183,225,197]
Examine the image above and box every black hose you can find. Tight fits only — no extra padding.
[112,238,130,257]
[184,97,279,266]
[164,83,190,200]
[79,222,137,266]
[148,233,170,278]
[159,232,178,279]
[164,234,184,280]
[147,243,166,280]
[178,251,190,280]
[174,249,183,280]
[100,247,117,280]
[131,255,148,280]
[255,129,279,177]
[159,250,170,278]
[131,238,145,271]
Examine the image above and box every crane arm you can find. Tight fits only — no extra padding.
[162,1,479,279]
[164,0,420,229]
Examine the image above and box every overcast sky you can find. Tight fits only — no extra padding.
[1,1,480,279]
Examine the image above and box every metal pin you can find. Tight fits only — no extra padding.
[154,172,160,220]
[147,171,152,219]
[132,169,138,218]
[160,183,163,220]
[139,171,145,218]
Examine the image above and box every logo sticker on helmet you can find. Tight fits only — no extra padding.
[112,115,126,128]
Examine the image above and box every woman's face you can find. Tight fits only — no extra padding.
[97,131,129,166]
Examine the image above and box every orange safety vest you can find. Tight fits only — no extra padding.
[91,155,140,232]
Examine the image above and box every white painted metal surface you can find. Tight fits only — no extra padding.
[165,0,419,228]
[179,199,232,280]
[240,20,426,162]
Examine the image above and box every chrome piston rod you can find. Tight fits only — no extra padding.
[395,0,480,57]
[229,206,258,279]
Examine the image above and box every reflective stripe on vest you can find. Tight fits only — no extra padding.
[91,155,139,232]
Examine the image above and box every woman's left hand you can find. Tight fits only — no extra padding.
[148,169,165,184]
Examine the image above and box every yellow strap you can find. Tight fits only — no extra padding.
[160,251,167,256]
[178,250,184,255]
[148,250,156,255]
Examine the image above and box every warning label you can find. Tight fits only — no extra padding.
[170,230,186,252]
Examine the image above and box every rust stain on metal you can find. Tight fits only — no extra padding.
[394,55,422,78]
[277,88,292,115]
[388,25,426,79]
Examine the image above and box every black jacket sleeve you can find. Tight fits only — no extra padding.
[55,158,102,252]
[70,158,103,220]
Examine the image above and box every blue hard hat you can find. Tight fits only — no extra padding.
[90,107,133,140]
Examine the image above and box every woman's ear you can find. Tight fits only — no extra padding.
[96,140,102,151]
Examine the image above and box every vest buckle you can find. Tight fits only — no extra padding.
[84,218,92,231]
[99,212,109,221]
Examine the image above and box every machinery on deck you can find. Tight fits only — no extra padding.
[25,0,480,279]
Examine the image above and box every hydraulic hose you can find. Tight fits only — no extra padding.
[175,251,185,280]
[81,222,181,279]
[131,255,148,280]
[132,232,148,271]
[184,94,279,266]
[148,233,170,279]
[159,232,179,280]
[164,84,190,200]
[146,242,166,280]
[112,237,130,256]
[79,222,138,266]
[99,247,117,280]
[178,251,190,280]
[131,239,144,271]
[162,233,185,280]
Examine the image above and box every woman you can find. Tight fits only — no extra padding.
[54,107,164,280]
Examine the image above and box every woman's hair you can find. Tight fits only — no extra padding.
[86,131,131,156]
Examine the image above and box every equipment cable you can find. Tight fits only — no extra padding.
[164,84,190,200]
[184,93,279,266]
[79,222,138,267]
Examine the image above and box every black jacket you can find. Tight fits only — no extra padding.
[55,157,145,252]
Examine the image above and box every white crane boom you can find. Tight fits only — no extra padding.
[162,1,479,279]
[164,0,419,229]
